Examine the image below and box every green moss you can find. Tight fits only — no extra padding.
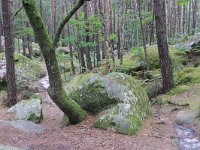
[30,93,42,101]
[115,50,142,75]
[60,115,69,128]
[68,74,118,114]
[94,116,113,130]
[167,85,190,96]
[51,88,86,124]
[143,45,186,71]
[175,67,200,85]
[28,113,41,123]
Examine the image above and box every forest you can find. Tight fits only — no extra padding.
[0,0,200,149]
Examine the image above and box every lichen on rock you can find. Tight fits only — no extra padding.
[7,98,43,123]
[66,72,150,135]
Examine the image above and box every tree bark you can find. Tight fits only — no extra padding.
[83,2,92,71]
[22,0,86,124]
[192,0,198,35]
[0,17,3,52]
[2,0,17,106]
[137,0,149,70]
[65,2,75,75]
[154,0,174,93]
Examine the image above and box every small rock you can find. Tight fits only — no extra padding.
[0,144,24,150]
[0,120,43,133]
[175,110,199,125]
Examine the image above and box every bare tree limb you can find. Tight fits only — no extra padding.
[53,0,85,48]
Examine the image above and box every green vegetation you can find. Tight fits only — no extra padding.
[175,67,200,85]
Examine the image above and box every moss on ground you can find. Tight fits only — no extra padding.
[175,67,200,85]
[144,45,187,71]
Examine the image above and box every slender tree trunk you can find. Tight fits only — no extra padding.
[94,0,101,66]
[22,0,86,124]
[2,0,17,106]
[65,1,75,74]
[22,36,26,56]
[0,17,3,52]
[102,0,109,60]
[192,0,198,35]
[154,0,174,93]
[0,0,3,52]
[51,0,56,39]
[40,0,43,17]
[27,22,32,59]
[83,2,92,71]
[18,38,20,53]
[27,36,32,59]
[149,0,155,46]
[137,0,149,70]
[187,0,192,35]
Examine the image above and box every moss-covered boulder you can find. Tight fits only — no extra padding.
[0,53,42,91]
[66,72,150,135]
[7,98,43,123]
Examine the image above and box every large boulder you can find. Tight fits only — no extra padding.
[0,53,42,91]
[7,98,43,123]
[66,72,150,135]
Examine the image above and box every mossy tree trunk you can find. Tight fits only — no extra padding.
[22,0,86,124]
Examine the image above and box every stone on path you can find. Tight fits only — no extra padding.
[0,144,24,150]
[0,120,43,133]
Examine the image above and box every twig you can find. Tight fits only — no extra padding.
[14,6,24,16]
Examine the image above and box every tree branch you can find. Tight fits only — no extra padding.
[53,0,85,48]
[14,6,24,16]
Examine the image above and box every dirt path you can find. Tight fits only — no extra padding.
[0,95,178,149]
[2,77,200,149]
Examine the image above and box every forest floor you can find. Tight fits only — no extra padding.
[1,77,200,150]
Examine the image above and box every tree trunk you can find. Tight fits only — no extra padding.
[2,0,17,106]
[192,0,198,35]
[65,1,75,75]
[149,0,155,46]
[40,0,43,17]
[83,2,92,71]
[137,0,149,70]
[22,36,26,56]
[0,18,3,52]
[94,0,101,67]
[154,0,174,93]
[187,0,192,35]
[22,0,86,124]
[27,36,32,59]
